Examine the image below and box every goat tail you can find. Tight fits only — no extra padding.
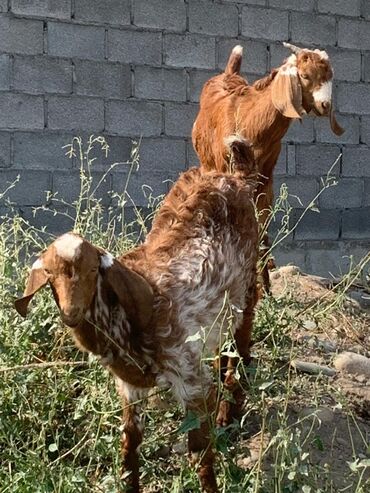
[224,134,257,179]
[225,45,243,75]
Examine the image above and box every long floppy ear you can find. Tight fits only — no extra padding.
[271,65,304,119]
[329,104,344,136]
[15,260,48,317]
[104,260,154,330]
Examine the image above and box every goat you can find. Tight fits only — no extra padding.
[192,42,344,292]
[15,139,259,493]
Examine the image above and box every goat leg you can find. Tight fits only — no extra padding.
[216,281,257,427]
[116,380,147,492]
[187,391,218,493]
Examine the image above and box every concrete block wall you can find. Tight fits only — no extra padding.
[0,0,369,276]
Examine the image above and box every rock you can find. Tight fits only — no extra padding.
[279,265,301,276]
[346,290,370,311]
[318,339,337,353]
[300,406,335,422]
[291,359,336,377]
[334,352,370,378]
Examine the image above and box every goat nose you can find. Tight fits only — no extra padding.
[321,101,330,111]
[61,307,82,326]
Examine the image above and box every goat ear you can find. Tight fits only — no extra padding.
[271,67,304,119]
[15,261,48,317]
[104,261,154,330]
[329,105,344,136]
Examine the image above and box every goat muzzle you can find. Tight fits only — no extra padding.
[60,307,84,327]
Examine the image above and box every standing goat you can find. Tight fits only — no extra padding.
[15,139,259,493]
[192,42,344,291]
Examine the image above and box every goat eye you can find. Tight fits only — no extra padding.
[300,73,309,80]
[44,268,52,276]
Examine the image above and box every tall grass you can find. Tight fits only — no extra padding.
[0,138,368,492]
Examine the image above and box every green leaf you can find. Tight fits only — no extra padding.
[177,411,201,434]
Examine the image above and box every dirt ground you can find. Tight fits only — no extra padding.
[237,265,370,490]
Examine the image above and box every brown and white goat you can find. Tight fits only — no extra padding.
[192,42,344,291]
[15,140,259,493]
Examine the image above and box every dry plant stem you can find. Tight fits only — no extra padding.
[0,360,88,373]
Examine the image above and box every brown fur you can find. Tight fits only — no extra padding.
[192,45,344,293]
[15,143,259,493]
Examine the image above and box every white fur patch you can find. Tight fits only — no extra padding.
[32,258,43,270]
[224,134,249,147]
[313,49,329,60]
[54,233,83,261]
[313,80,332,103]
[280,63,298,76]
[232,45,243,56]
[100,252,114,269]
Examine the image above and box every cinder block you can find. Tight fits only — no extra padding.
[139,137,186,173]
[53,170,112,205]
[0,93,44,129]
[0,1,7,12]
[291,12,336,46]
[364,1,370,20]
[283,118,314,144]
[0,54,10,90]
[188,69,219,103]
[217,39,268,74]
[342,208,370,239]
[11,0,71,19]
[319,178,363,209]
[187,140,200,167]
[13,132,73,170]
[342,146,370,177]
[164,102,198,137]
[363,53,370,82]
[108,29,162,65]
[274,244,307,271]
[269,42,291,69]
[134,0,186,32]
[88,135,133,170]
[112,168,170,207]
[241,6,289,41]
[296,144,341,176]
[287,144,296,175]
[294,209,340,240]
[315,114,359,144]
[18,205,74,235]
[269,0,314,11]
[318,0,361,16]
[13,56,72,94]
[48,22,105,60]
[75,60,131,99]
[305,243,345,277]
[75,0,130,25]
[164,33,216,69]
[223,0,265,4]
[0,169,51,205]
[337,83,370,115]
[338,19,370,50]
[48,96,104,131]
[325,48,361,82]
[106,100,163,137]
[364,179,370,206]
[0,16,43,55]
[189,1,238,37]
[361,116,370,145]
[135,66,186,102]
[273,176,319,207]
[275,144,286,175]
[0,132,11,167]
